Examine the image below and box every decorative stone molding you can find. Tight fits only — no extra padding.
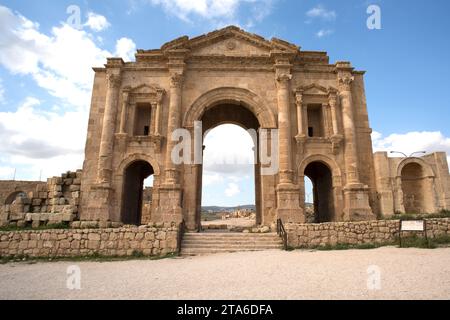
[183,87,277,129]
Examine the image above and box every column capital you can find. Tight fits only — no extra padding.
[122,90,130,102]
[156,89,165,103]
[106,73,121,89]
[295,89,303,104]
[170,73,184,89]
[337,74,354,91]
[276,73,292,90]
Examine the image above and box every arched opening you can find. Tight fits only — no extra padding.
[121,160,154,225]
[198,103,261,230]
[304,161,334,223]
[304,176,315,223]
[401,162,426,213]
[5,191,27,205]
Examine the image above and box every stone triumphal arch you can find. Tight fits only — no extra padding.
[79,26,450,230]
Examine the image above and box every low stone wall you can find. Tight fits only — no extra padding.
[286,218,450,248]
[0,222,179,258]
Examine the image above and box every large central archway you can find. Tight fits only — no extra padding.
[183,87,277,230]
[198,103,262,228]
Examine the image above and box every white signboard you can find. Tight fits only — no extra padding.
[401,220,425,231]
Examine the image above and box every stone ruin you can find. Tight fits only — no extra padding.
[0,170,82,228]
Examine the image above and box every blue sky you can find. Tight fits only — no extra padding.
[0,0,449,206]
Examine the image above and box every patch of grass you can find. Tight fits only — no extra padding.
[0,252,179,264]
[313,242,391,251]
[385,210,450,221]
[0,222,70,232]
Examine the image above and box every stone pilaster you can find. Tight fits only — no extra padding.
[294,90,307,153]
[97,71,121,185]
[336,62,374,221]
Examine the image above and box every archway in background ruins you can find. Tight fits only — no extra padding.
[304,161,334,223]
[197,102,262,229]
[121,160,154,225]
[4,191,27,205]
[400,162,429,214]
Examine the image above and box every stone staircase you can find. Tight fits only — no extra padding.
[180,231,283,256]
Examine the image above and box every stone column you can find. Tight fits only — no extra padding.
[336,62,374,221]
[322,103,331,137]
[338,68,359,184]
[150,103,157,135]
[119,89,129,134]
[295,90,304,137]
[97,71,121,185]
[329,90,339,136]
[164,72,183,185]
[272,52,303,223]
[154,90,164,136]
[276,73,294,184]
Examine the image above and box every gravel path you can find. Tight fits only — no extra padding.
[1,247,449,300]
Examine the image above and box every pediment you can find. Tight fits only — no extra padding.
[160,26,299,57]
[299,84,329,95]
[128,84,164,95]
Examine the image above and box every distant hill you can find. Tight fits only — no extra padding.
[202,204,255,212]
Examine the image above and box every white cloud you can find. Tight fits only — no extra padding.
[115,37,136,62]
[372,130,450,166]
[316,29,333,38]
[0,78,4,103]
[306,5,336,21]
[84,12,111,32]
[148,0,275,26]
[0,97,87,179]
[203,124,255,175]
[225,182,240,197]
[0,6,123,180]
[0,6,112,109]
[203,173,225,187]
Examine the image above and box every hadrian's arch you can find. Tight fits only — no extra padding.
[79,26,450,229]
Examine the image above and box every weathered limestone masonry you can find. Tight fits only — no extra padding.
[0,171,82,228]
[2,26,450,233]
[0,222,179,258]
[285,218,450,248]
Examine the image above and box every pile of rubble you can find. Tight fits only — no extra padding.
[0,170,82,227]
[223,209,256,220]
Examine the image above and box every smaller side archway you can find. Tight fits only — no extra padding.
[304,161,334,223]
[298,155,343,223]
[121,160,154,225]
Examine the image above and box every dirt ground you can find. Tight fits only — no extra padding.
[1,246,449,300]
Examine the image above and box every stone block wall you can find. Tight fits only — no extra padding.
[0,222,179,258]
[285,218,450,248]
[0,170,82,227]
